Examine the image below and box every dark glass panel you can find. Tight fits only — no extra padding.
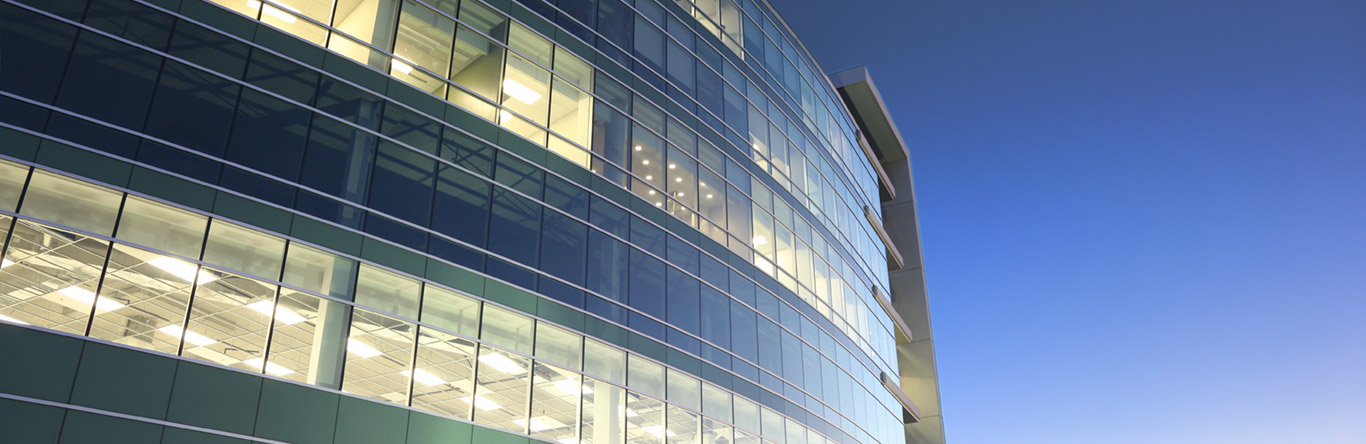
[144,60,240,157]
[494,154,543,196]
[486,257,537,290]
[487,188,541,266]
[166,20,250,78]
[219,166,296,207]
[589,195,628,238]
[82,0,174,50]
[380,105,440,154]
[57,31,161,130]
[299,114,377,205]
[539,210,587,285]
[244,49,320,104]
[666,267,699,334]
[629,216,664,257]
[227,89,309,181]
[595,0,632,51]
[0,5,77,103]
[542,175,588,219]
[537,276,584,307]
[729,302,757,364]
[136,139,221,183]
[44,113,138,158]
[439,127,495,177]
[314,77,385,131]
[364,213,429,250]
[628,248,664,319]
[756,318,782,373]
[585,230,627,303]
[368,141,436,225]
[295,191,365,229]
[427,236,485,271]
[432,164,490,247]
[698,286,729,347]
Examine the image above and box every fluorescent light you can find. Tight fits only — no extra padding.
[552,378,592,396]
[1,258,14,268]
[752,236,767,246]
[148,256,217,284]
[392,59,414,74]
[668,164,676,169]
[706,194,713,199]
[642,425,676,438]
[158,325,217,347]
[634,145,642,151]
[0,313,28,325]
[348,338,382,358]
[459,395,502,411]
[478,352,525,374]
[402,368,447,386]
[57,287,125,312]
[502,78,542,104]
[246,301,306,325]
[243,357,296,376]
[248,0,299,23]
[625,408,639,418]
[512,416,566,432]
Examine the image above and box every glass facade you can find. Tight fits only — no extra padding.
[0,0,930,443]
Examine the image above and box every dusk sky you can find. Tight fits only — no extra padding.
[778,1,1366,443]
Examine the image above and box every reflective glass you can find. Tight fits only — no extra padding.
[582,375,626,444]
[584,338,626,384]
[480,304,534,354]
[88,244,197,354]
[529,362,582,442]
[502,53,550,125]
[343,307,417,404]
[354,263,422,319]
[665,369,700,411]
[628,355,665,399]
[411,326,477,419]
[666,405,699,444]
[0,219,108,334]
[700,418,732,444]
[419,284,481,337]
[265,289,350,388]
[282,243,358,300]
[625,392,665,444]
[534,322,582,370]
[0,160,28,211]
[19,170,121,236]
[115,196,209,259]
[471,345,531,432]
[549,78,593,147]
[181,268,276,373]
[201,220,286,280]
[395,0,455,79]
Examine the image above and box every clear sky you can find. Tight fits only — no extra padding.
[776,1,1366,443]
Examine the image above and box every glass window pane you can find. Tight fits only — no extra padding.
[666,405,699,444]
[733,429,760,444]
[508,23,552,66]
[343,308,417,404]
[19,170,121,236]
[182,268,276,373]
[282,243,358,300]
[471,345,531,432]
[584,338,625,384]
[502,53,550,125]
[549,78,593,147]
[332,0,400,50]
[354,263,422,319]
[411,326,477,419]
[88,244,197,354]
[0,160,29,211]
[480,304,534,354]
[732,396,759,434]
[534,322,582,370]
[528,362,582,442]
[115,196,208,259]
[201,220,285,280]
[553,46,593,88]
[625,392,664,444]
[700,383,730,420]
[628,355,664,399]
[631,125,665,207]
[458,0,508,40]
[759,407,783,441]
[701,417,732,444]
[419,284,481,337]
[450,25,505,102]
[582,375,626,444]
[395,0,455,77]
[665,369,700,411]
[0,218,107,333]
[265,289,350,388]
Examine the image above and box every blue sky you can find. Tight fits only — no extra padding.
[778,0,1366,442]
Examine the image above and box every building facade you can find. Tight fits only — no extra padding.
[0,0,943,443]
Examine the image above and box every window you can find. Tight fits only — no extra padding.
[665,369,700,411]
[472,345,531,432]
[342,307,417,404]
[394,0,455,94]
[181,268,277,373]
[411,326,478,418]
[0,219,109,334]
[487,189,541,267]
[582,375,626,444]
[449,25,504,119]
[87,244,197,354]
[480,305,534,354]
[584,338,625,384]
[534,322,582,370]
[540,211,587,285]
[227,90,309,181]
[625,391,664,444]
[201,220,286,280]
[432,164,491,247]
[419,285,481,337]
[0,160,27,211]
[19,170,122,236]
[330,0,400,68]
[368,141,436,226]
[282,244,358,300]
[666,405,700,444]
[529,362,582,442]
[355,263,422,319]
[627,355,664,399]
[115,196,209,259]
[265,289,350,388]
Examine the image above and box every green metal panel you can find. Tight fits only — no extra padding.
[333,395,410,444]
[0,324,85,402]
[70,343,177,419]
[59,410,164,444]
[254,379,340,444]
[166,361,263,435]
[0,398,66,443]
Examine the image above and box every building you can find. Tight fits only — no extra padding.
[0,0,943,443]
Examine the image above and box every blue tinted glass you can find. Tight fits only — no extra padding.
[589,195,628,238]
[558,0,596,30]
[0,5,78,103]
[488,188,541,266]
[543,175,588,219]
[698,287,729,346]
[628,248,665,318]
[167,20,249,78]
[666,235,698,275]
[538,276,584,307]
[667,327,699,355]
[244,50,319,104]
[729,269,755,305]
[381,105,440,154]
[295,191,365,229]
[587,294,626,324]
[665,267,699,334]
[486,257,537,290]
[756,318,781,372]
[314,77,385,130]
[57,31,160,130]
[144,60,240,157]
[495,154,543,196]
[586,230,628,303]
[729,303,757,364]
[595,0,633,50]
[83,0,173,49]
[540,210,587,284]
[364,213,429,250]
[428,236,486,271]
[440,127,495,177]
[228,90,309,181]
[369,141,436,225]
[589,101,629,178]
[699,254,727,290]
[629,217,665,257]
[219,166,296,207]
[45,114,138,158]
[781,329,802,382]
[432,165,490,246]
[136,139,221,183]
[629,311,665,341]
[300,114,376,204]
[0,96,48,131]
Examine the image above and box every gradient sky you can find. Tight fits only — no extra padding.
[776,1,1366,443]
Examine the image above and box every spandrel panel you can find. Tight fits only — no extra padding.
[115,196,209,259]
